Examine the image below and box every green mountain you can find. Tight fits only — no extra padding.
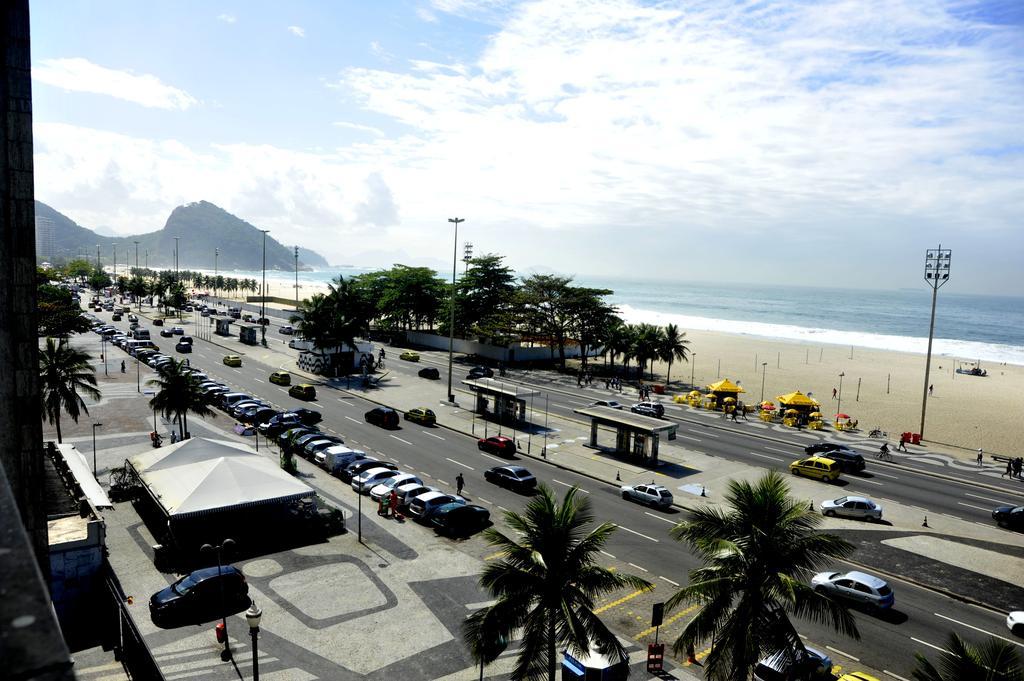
[35,200,328,271]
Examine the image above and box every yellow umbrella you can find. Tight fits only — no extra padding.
[723,396,737,404]
[707,378,745,393]
[777,391,819,407]
[809,411,822,418]
[689,390,702,397]
[784,408,799,415]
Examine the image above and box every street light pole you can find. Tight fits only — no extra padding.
[446,217,464,403]
[690,353,696,390]
[95,244,100,271]
[760,362,767,403]
[91,423,103,476]
[920,246,951,440]
[245,602,262,681]
[201,538,236,661]
[137,354,141,393]
[836,372,845,427]
[260,230,269,347]
[173,237,180,281]
[294,245,299,309]
[214,247,219,302]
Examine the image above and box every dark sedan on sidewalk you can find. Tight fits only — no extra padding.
[150,566,249,629]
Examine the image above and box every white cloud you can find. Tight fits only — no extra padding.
[217,13,236,24]
[33,58,198,110]
[332,121,386,136]
[288,25,306,38]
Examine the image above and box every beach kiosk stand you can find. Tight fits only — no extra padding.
[808,411,824,430]
[562,647,629,681]
[759,401,777,422]
[706,378,745,412]
[776,391,820,427]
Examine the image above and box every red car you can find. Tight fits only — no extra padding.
[478,436,516,456]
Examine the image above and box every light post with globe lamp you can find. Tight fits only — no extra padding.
[836,372,845,429]
[246,602,262,681]
[760,362,768,404]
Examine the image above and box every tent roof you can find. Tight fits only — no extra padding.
[128,438,314,519]
[706,378,745,393]
[776,391,820,407]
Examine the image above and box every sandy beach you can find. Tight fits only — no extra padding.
[221,273,1022,458]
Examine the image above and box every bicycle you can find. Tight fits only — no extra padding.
[876,444,892,461]
[376,358,385,370]
[868,427,887,439]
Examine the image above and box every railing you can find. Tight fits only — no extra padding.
[103,566,166,681]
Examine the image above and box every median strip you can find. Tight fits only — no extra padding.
[594,589,648,614]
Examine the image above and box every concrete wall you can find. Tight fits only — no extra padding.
[404,331,601,363]
[49,517,105,635]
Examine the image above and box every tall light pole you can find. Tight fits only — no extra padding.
[145,249,148,269]
[173,236,180,281]
[463,242,473,274]
[91,423,103,476]
[294,245,299,309]
[260,230,269,346]
[836,372,845,427]
[214,247,219,301]
[446,218,464,403]
[690,352,696,390]
[133,240,139,272]
[201,538,237,660]
[246,602,262,681]
[112,245,117,279]
[760,362,767,403]
[920,246,951,440]
[95,244,100,271]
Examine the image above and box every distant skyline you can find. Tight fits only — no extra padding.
[30,0,1024,294]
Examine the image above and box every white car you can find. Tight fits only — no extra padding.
[620,484,674,509]
[591,400,623,409]
[811,571,894,611]
[407,491,466,519]
[279,325,294,335]
[352,467,400,493]
[1008,611,1024,636]
[394,483,438,509]
[369,474,423,502]
[819,496,883,521]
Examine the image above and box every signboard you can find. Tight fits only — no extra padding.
[646,643,664,673]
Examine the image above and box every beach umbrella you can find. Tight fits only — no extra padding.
[723,397,737,404]
[784,409,799,415]
[809,411,822,418]
[761,403,777,411]
[835,413,850,419]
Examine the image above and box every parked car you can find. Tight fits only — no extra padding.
[277,426,318,449]
[467,366,493,379]
[408,491,466,520]
[820,496,882,521]
[340,458,386,481]
[591,400,624,409]
[1008,611,1024,636]
[993,505,1024,530]
[223,354,242,367]
[478,435,516,456]
[279,325,294,335]
[431,503,490,536]
[404,408,436,426]
[231,401,270,419]
[289,384,317,400]
[302,437,345,461]
[352,467,401,493]
[418,366,440,380]
[175,340,193,353]
[753,645,833,681]
[630,402,665,418]
[789,457,842,483]
[811,570,894,611]
[219,393,254,410]
[484,465,537,492]
[620,483,674,509]
[111,313,122,321]
[288,432,327,455]
[315,446,364,475]
[399,351,420,362]
[149,566,250,629]
[291,408,322,425]
[365,406,400,429]
[395,483,439,509]
[269,371,292,386]
[369,473,423,502]
[153,318,164,326]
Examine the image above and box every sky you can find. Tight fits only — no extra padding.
[29,0,1024,294]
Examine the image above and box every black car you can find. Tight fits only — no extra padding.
[160,328,175,337]
[630,402,665,418]
[365,407,400,429]
[431,503,491,537]
[153,318,164,326]
[175,340,193,353]
[484,465,537,492]
[418,367,440,380]
[993,505,1024,530]
[262,414,301,436]
[292,408,322,425]
[243,407,280,426]
[277,426,317,448]
[288,432,327,454]
[467,366,494,379]
[149,566,249,629]
[805,442,857,456]
[822,449,866,473]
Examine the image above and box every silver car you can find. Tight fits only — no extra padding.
[819,495,882,521]
[811,570,894,610]
[352,467,400,493]
[369,474,423,502]
[620,483,674,509]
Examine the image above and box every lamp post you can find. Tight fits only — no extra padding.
[920,246,951,440]
[145,249,148,269]
[446,217,464,403]
[690,353,696,390]
[463,242,473,274]
[101,335,108,376]
[245,602,262,681]
[760,362,767,404]
[260,230,269,347]
[95,244,100,271]
[173,236,180,281]
[137,353,141,393]
[214,247,219,302]
[134,240,139,271]
[836,372,845,427]
[294,245,299,310]
[91,423,102,476]
[201,538,237,660]
[113,245,117,279]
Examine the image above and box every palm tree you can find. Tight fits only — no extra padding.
[148,359,215,439]
[659,323,691,386]
[632,323,665,380]
[913,632,1022,681]
[667,471,859,681]
[39,338,101,443]
[464,485,652,681]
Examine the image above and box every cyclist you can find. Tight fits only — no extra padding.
[878,442,890,459]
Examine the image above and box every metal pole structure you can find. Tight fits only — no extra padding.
[136,354,141,393]
[101,336,108,376]
[919,246,951,440]
[91,423,102,476]
[357,484,362,543]
[173,236,180,281]
[690,353,696,390]
[446,218,464,403]
[95,244,100,271]
[113,245,116,279]
[202,539,236,660]
[760,362,767,403]
[294,245,299,309]
[246,603,262,681]
[528,389,534,454]
[542,393,549,457]
[836,372,845,427]
[214,247,219,301]
[463,242,473,274]
[260,230,269,346]
[145,249,148,269]
[133,240,139,271]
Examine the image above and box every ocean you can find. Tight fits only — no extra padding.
[206,267,1024,366]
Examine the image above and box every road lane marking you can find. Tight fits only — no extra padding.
[627,562,649,573]
[616,525,659,542]
[644,512,676,524]
[701,431,719,438]
[871,471,899,479]
[336,398,349,405]
[437,479,449,486]
[254,378,264,383]
[594,589,648,613]
[498,505,509,512]
[553,479,589,493]
[933,613,1024,649]
[765,446,796,456]
[634,604,697,639]
[600,550,616,559]
[957,501,992,512]
[750,452,783,462]
[446,457,474,470]
[479,453,504,463]
[426,432,445,440]
[675,434,702,442]
[911,637,947,653]
[478,497,493,505]
[856,478,885,486]
[658,575,679,587]
[390,435,413,445]
[278,388,289,394]
[825,646,859,662]
[345,416,360,423]
[942,513,963,521]
[883,672,911,681]
[965,492,1015,504]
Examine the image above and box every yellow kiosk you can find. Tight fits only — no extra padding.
[808,411,824,430]
[776,391,821,427]
[759,401,777,423]
[706,379,745,412]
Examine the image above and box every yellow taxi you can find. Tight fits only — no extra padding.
[789,456,842,483]
[289,384,316,400]
[403,408,436,425]
[838,674,881,681]
[399,351,420,362]
[269,371,292,386]
[223,355,242,367]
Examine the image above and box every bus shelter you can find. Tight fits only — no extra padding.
[214,317,234,336]
[237,322,259,346]
[572,406,677,466]
[462,378,540,423]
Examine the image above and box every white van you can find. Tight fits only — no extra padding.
[315,446,365,474]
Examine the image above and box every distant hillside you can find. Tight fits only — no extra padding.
[35,200,327,271]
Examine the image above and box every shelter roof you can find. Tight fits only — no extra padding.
[776,391,820,407]
[706,378,745,393]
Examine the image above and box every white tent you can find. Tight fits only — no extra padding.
[128,437,314,519]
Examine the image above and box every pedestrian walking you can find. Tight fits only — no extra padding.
[1015,457,1023,479]
[928,384,934,396]
[897,434,908,452]
[1003,460,1012,478]
[120,360,126,373]
[170,431,178,444]
[456,473,465,496]
[976,449,983,466]
[832,387,837,399]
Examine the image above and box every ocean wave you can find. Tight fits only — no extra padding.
[615,304,1024,366]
